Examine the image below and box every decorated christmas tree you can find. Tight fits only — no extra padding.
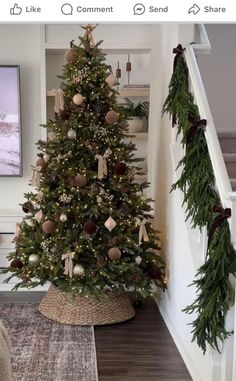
[4,26,166,320]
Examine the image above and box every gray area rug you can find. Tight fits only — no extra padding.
[0,303,98,381]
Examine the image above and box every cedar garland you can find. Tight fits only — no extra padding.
[162,45,236,353]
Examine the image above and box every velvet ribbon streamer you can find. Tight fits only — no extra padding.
[137,218,150,246]
[54,89,65,114]
[31,168,41,187]
[62,252,75,278]
[208,206,231,249]
[95,149,111,179]
[186,117,207,146]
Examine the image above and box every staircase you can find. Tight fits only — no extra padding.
[218,131,236,191]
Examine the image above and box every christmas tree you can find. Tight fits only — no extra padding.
[4,25,166,299]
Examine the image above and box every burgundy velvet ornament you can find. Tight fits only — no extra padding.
[105,110,119,124]
[74,174,88,187]
[114,163,127,176]
[42,220,56,234]
[149,265,163,280]
[65,48,77,64]
[10,258,23,269]
[60,110,71,121]
[36,158,48,170]
[83,221,97,234]
[22,201,34,214]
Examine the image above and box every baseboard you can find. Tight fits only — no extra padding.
[156,299,204,381]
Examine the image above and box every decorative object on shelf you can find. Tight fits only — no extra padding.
[108,247,122,261]
[54,88,65,114]
[124,98,149,133]
[116,61,121,91]
[163,43,236,353]
[73,93,84,106]
[126,54,132,86]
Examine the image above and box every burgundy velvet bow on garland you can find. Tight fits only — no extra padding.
[208,206,232,249]
[186,117,207,146]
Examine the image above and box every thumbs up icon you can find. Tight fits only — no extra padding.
[10,4,23,15]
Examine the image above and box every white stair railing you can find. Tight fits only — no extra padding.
[182,40,236,381]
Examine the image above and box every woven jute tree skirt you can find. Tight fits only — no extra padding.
[39,285,135,325]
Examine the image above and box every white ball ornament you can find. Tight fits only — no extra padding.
[67,129,77,139]
[73,264,85,277]
[135,256,142,265]
[28,254,40,265]
[60,214,68,222]
[43,154,50,163]
[73,93,84,106]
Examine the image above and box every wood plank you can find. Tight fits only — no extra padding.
[95,298,192,381]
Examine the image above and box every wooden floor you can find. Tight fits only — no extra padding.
[95,299,192,381]
[1,292,192,381]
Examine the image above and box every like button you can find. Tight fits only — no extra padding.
[10,3,23,15]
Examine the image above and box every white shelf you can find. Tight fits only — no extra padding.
[119,89,149,97]
[124,132,148,139]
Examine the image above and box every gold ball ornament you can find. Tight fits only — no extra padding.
[73,264,85,277]
[105,73,117,87]
[42,220,56,234]
[74,174,88,187]
[108,247,122,261]
[28,254,40,265]
[105,110,119,124]
[73,93,84,106]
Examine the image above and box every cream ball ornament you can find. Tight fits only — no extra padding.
[60,214,68,222]
[28,254,40,265]
[73,264,85,276]
[108,247,122,261]
[73,93,84,106]
[67,129,77,139]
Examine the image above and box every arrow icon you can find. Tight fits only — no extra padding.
[188,4,200,15]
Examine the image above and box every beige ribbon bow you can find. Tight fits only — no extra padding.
[62,252,75,278]
[95,149,112,179]
[31,168,41,187]
[137,218,150,246]
[54,88,65,114]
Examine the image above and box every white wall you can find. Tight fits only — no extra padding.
[198,24,236,131]
[0,25,42,212]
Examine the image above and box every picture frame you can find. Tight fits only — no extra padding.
[0,65,22,176]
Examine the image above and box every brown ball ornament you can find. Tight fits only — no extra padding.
[73,93,84,106]
[83,221,97,235]
[22,201,34,214]
[74,174,88,187]
[108,247,122,261]
[36,158,48,170]
[10,258,23,269]
[105,110,119,124]
[42,220,56,234]
[114,163,127,176]
[149,265,163,280]
[65,48,76,64]
[60,110,71,121]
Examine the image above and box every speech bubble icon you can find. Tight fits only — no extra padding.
[61,3,73,15]
[133,3,146,15]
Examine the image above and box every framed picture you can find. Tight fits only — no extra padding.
[0,65,22,176]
